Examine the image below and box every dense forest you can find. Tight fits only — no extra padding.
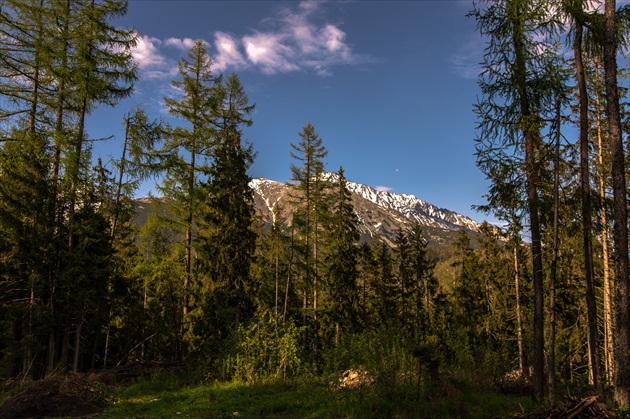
[3,0,630,413]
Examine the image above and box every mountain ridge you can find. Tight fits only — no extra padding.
[249,173,483,247]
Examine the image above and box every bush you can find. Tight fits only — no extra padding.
[220,310,303,382]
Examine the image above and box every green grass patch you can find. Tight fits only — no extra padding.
[105,378,336,418]
[103,372,535,418]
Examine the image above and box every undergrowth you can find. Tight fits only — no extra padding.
[102,370,535,418]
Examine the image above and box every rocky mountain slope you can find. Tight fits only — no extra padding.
[250,174,482,247]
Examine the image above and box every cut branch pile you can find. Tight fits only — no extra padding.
[520,396,613,418]
[330,367,375,391]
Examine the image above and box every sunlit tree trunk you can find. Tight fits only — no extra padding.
[603,0,630,407]
[596,82,614,384]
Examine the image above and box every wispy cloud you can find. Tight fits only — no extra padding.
[449,35,485,80]
[213,32,247,72]
[132,35,178,79]
[375,186,392,192]
[133,1,367,79]
[214,0,365,75]
[164,37,199,51]
[242,32,300,74]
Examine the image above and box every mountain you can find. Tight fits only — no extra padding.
[250,173,483,248]
[133,174,485,250]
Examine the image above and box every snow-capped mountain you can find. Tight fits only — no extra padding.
[250,174,483,247]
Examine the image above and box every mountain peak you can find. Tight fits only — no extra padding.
[249,174,481,246]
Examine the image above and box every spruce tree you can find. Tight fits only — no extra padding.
[394,228,413,327]
[324,167,360,346]
[0,128,52,378]
[197,73,256,345]
[408,223,437,338]
[288,122,328,365]
[372,240,397,328]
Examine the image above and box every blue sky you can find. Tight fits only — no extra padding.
[88,0,490,222]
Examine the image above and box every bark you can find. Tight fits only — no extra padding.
[181,144,195,359]
[548,95,560,407]
[514,243,529,382]
[313,180,320,371]
[603,0,630,407]
[72,319,82,373]
[575,21,603,398]
[284,225,294,324]
[111,115,130,238]
[275,246,279,333]
[596,81,614,384]
[512,9,545,401]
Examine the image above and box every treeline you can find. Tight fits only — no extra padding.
[2,0,630,408]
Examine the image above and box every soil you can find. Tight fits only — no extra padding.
[0,375,106,418]
[0,361,183,418]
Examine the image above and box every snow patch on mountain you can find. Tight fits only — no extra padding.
[319,172,480,232]
[248,174,481,233]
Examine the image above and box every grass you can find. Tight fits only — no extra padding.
[105,377,339,418]
[102,372,536,418]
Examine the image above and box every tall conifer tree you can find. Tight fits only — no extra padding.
[324,167,360,346]
[160,40,217,356]
[197,73,256,340]
[471,0,566,400]
[289,122,328,367]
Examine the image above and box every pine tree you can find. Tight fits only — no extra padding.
[288,122,329,366]
[0,128,52,378]
[408,223,437,338]
[251,204,290,330]
[394,228,413,327]
[357,242,377,330]
[196,73,256,345]
[603,0,630,406]
[160,39,218,357]
[372,240,397,328]
[135,212,187,362]
[112,106,164,238]
[324,167,360,347]
[561,0,604,398]
[470,0,567,400]
[451,230,484,347]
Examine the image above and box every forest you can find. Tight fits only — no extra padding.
[2,0,630,417]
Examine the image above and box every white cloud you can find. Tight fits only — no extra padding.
[212,32,247,72]
[132,35,165,69]
[132,35,178,79]
[211,0,365,75]
[375,186,392,192]
[243,33,299,74]
[164,37,199,50]
[134,1,366,78]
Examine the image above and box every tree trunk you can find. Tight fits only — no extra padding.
[574,22,604,398]
[313,204,319,371]
[596,80,614,385]
[73,318,82,373]
[275,249,279,334]
[59,322,70,370]
[514,242,529,382]
[111,115,130,238]
[604,0,630,407]
[548,95,561,407]
[284,225,294,324]
[512,11,545,401]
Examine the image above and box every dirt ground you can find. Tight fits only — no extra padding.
[0,375,106,418]
[0,362,182,418]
